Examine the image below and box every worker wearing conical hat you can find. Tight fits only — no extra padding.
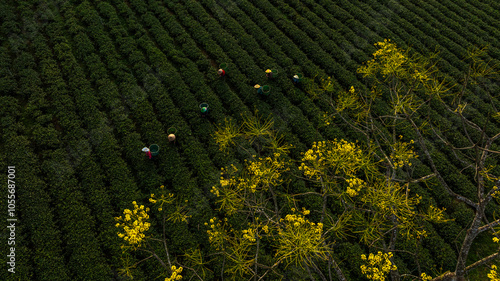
[218,68,226,77]
[168,133,176,142]
[265,69,273,78]
[142,147,152,159]
[292,74,300,84]
[254,84,263,95]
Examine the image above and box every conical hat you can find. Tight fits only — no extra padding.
[201,107,208,113]
[293,75,299,79]
[265,69,272,73]
[142,147,150,152]
[254,84,261,88]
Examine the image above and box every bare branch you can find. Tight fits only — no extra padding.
[465,251,500,272]
[491,132,500,142]
[478,219,500,234]
[392,173,436,184]
[476,146,500,155]
[408,118,478,209]
[137,248,168,270]
[256,261,283,281]
[163,212,172,268]
[291,191,327,198]
[178,264,205,281]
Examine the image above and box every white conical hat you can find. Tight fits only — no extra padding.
[293,75,299,79]
[142,147,150,152]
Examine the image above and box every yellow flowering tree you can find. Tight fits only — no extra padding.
[114,185,195,280]
[210,111,350,280]
[295,138,450,281]
[317,39,500,280]
[211,111,450,280]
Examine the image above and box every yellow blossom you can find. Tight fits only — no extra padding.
[165,266,183,281]
[421,273,432,281]
[390,137,417,169]
[275,213,328,267]
[360,251,397,281]
[115,202,151,246]
[488,265,499,281]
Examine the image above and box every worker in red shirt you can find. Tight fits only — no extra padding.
[218,68,226,77]
[142,147,152,159]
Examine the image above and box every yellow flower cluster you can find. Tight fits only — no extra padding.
[360,252,397,281]
[425,205,451,224]
[242,228,256,242]
[149,185,175,211]
[301,207,311,215]
[336,86,361,113]
[493,186,500,198]
[275,211,326,266]
[359,39,408,79]
[493,112,500,121]
[115,201,151,245]
[454,103,468,114]
[299,140,366,181]
[213,117,242,152]
[165,265,183,281]
[210,165,245,215]
[421,272,432,281]
[245,153,289,192]
[488,265,500,281]
[211,165,238,197]
[321,112,334,126]
[205,217,228,250]
[149,186,191,223]
[346,177,365,197]
[363,179,432,240]
[390,137,417,169]
[210,154,289,214]
[320,76,335,92]
[262,225,269,233]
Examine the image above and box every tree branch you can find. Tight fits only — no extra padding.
[163,212,172,268]
[392,173,436,184]
[310,260,328,281]
[478,219,500,234]
[465,251,500,272]
[178,264,204,281]
[408,118,478,209]
[137,248,168,270]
